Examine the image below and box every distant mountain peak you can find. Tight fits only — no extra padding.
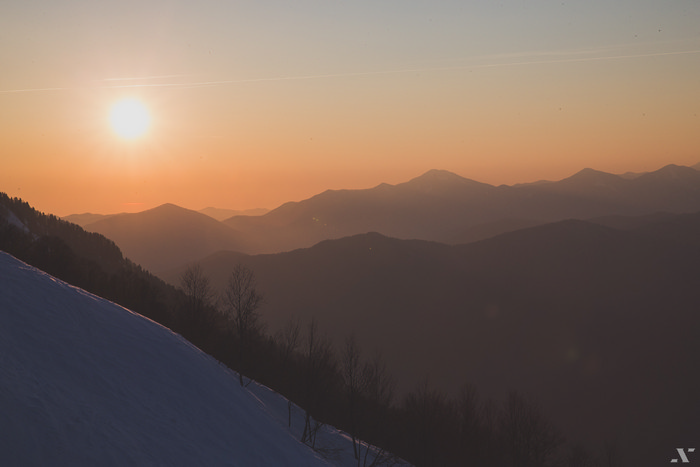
[654,163,696,177]
[617,171,647,180]
[423,168,459,176]
[568,167,620,179]
[558,168,624,188]
[201,207,269,221]
[400,169,493,193]
[414,169,468,182]
[577,167,602,174]
[83,202,253,273]
[152,203,185,212]
[636,164,700,186]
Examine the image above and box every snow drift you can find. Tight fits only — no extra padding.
[0,251,337,466]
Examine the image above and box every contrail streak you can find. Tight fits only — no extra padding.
[2,49,699,94]
[0,86,73,94]
[104,49,700,89]
[474,49,700,69]
[101,74,195,82]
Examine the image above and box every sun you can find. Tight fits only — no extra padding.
[109,98,151,139]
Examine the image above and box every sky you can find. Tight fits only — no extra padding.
[1,0,699,216]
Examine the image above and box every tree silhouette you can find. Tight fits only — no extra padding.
[300,317,336,448]
[499,391,563,467]
[179,263,217,349]
[221,263,263,385]
[341,335,366,461]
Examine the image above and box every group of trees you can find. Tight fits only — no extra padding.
[176,267,399,464]
[177,262,620,467]
[179,263,263,386]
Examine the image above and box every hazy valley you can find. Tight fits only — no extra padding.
[161,213,700,464]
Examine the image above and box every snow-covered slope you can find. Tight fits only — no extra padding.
[0,252,401,466]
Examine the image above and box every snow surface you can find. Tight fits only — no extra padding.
[0,252,408,466]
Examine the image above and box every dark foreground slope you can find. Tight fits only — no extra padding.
[0,252,334,466]
[165,214,700,465]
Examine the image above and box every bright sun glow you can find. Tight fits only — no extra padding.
[109,99,151,139]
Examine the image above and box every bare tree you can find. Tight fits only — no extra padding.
[567,444,601,467]
[221,263,263,385]
[300,317,336,449]
[402,378,457,466]
[276,315,302,367]
[499,391,564,467]
[601,439,620,467]
[179,263,217,347]
[341,335,367,461]
[478,397,503,467]
[362,350,394,409]
[275,316,302,427]
[359,351,398,467]
[456,383,484,463]
[181,263,216,310]
[340,341,398,467]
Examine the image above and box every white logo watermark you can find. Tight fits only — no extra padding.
[671,448,696,463]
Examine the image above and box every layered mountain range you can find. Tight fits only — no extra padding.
[222,164,700,252]
[74,163,700,274]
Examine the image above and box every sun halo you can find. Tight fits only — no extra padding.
[109,98,151,140]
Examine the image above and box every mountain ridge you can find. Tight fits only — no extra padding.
[84,203,255,273]
[62,163,700,269]
[221,163,700,253]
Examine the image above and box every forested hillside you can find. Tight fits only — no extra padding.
[1,193,178,327]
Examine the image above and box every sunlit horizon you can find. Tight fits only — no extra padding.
[11,159,696,218]
[2,1,699,217]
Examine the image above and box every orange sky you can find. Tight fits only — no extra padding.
[2,1,699,216]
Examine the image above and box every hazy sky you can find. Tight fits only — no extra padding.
[2,0,699,215]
